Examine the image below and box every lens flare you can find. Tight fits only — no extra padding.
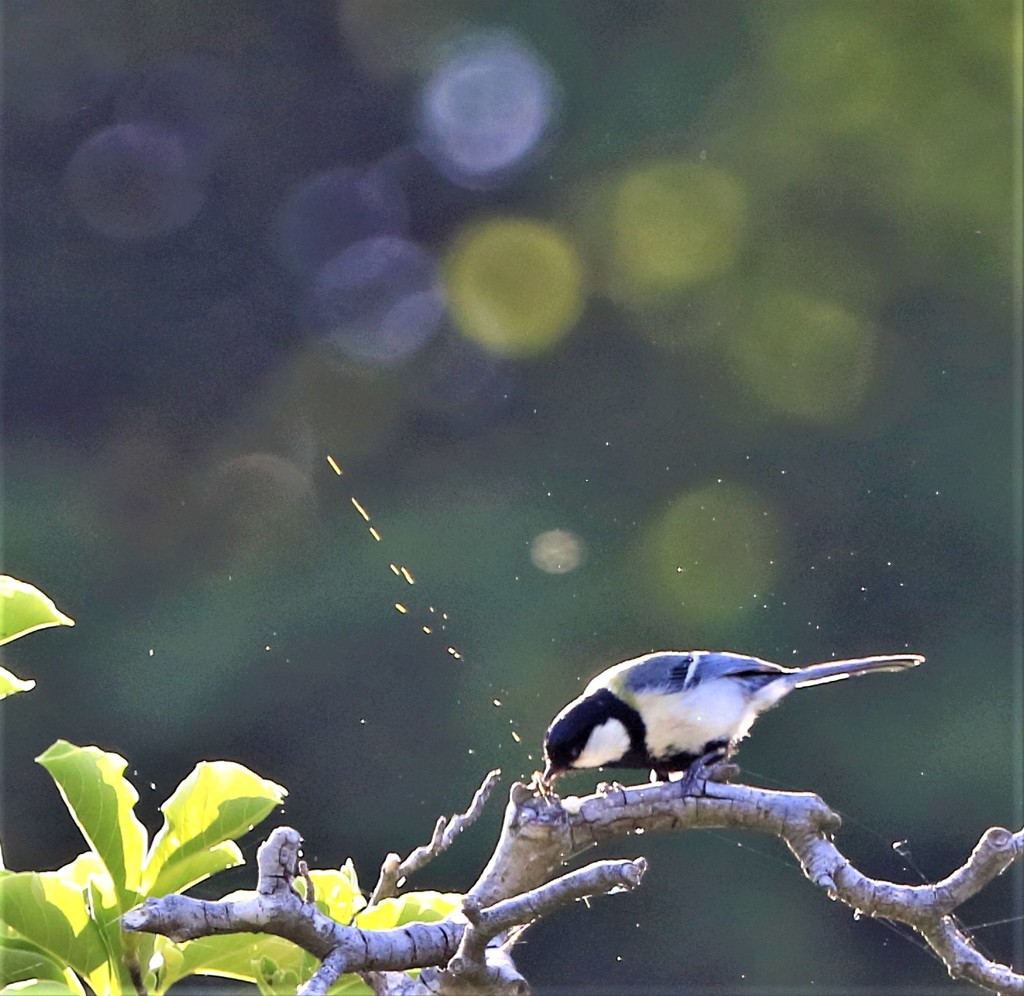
[637,483,781,629]
[530,530,586,575]
[607,159,746,302]
[417,31,558,189]
[445,218,584,357]
[273,166,410,279]
[65,123,205,241]
[305,235,444,367]
[722,290,876,422]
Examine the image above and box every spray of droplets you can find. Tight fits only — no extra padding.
[326,453,529,752]
[327,454,465,661]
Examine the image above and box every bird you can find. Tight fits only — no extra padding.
[541,650,924,789]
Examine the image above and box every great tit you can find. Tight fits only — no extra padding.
[541,650,924,786]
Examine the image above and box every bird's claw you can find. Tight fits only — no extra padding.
[678,752,737,796]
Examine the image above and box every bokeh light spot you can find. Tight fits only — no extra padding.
[198,453,314,562]
[723,290,876,421]
[305,236,444,367]
[65,123,204,241]
[638,483,780,628]
[608,159,745,301]
[446,218,584,358]
[273,166,409,279]
[765,9,900,135]
[114,54,245,167]
[418,31,558,189]
[530,529,585,575]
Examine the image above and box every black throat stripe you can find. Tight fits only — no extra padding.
[582,688,648,755]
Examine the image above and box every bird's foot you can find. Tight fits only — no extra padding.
[676,763,708,796]
[596,779,628,795]
[677,749,733,796]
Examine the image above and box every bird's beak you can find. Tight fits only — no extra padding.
[541,759,559,785]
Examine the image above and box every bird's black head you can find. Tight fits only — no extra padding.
[542,688,647,783]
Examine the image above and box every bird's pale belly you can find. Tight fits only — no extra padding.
[633,679,752,758]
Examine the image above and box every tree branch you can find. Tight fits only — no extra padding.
[469,779,1023,994]
[122,777,1023,996]
[443,858,646,992]
[370,769,501,906]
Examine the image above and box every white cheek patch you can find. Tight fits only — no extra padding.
[575,718,631,769]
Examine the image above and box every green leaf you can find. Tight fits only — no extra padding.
[355,891,462,931]
[0,667,35,701]
[142,761,286,896]
[86,876,140,995]
[307,861,365,923]
[0,578,74,646]
[54,853,113,899]
[0,981,81,995]
[0,936,73,987]
[170,931,317,986]
[156,871,369,995]
[0,872,110,989]
[147,938,185,993]
[145,841,244,899]
[35,742,147,909]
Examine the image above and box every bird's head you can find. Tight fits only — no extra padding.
[541,688,640,784]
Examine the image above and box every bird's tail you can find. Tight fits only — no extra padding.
[788,654,924,689]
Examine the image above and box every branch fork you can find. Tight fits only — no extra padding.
[124,773,1023,996]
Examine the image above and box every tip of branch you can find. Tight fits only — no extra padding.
[631,857,648,884]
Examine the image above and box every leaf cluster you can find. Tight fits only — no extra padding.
[0,580,460,995]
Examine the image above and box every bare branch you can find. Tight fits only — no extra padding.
[122,779,1023,996]
[468,780,1023,995]
[371,769,502,905]
[303,949,349,996]
[123,828,465,974]
[921,914,1024,995]
[443,857,646,993]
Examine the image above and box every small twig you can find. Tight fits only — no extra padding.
[444,858,646,992]
[298,859,315,904]
[302,949,348,996]
[781,820,1024,993]
[125,949,147,996]
[370,769,501,905]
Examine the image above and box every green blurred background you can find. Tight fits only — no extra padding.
[2,1,1020,991]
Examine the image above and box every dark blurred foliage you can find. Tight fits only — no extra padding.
[2,0,1019,991]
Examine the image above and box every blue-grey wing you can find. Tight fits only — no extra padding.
[689,652,791,689]
[618,650,791,696]
[619,652,698,694]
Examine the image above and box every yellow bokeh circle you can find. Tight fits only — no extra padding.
[445,217,585,357]
[723,290,876,422]
[609,159,746,301]
[637,482,781,629]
